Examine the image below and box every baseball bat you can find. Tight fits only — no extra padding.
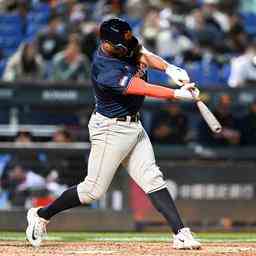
[196,100,222,133]
[189,89,222,133]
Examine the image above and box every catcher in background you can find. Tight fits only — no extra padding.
[26,18,201,250]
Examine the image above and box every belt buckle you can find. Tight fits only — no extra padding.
[117,113,139,123]
[134,113,139,122]
[117,116,126,122]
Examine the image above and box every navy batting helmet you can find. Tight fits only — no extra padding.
[99,18,139,57]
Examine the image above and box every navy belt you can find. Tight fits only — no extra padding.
[93,110,140,122]
[116,113,140,122]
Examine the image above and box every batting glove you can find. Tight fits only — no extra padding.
[174,83,200,101]
[166,65,190,87]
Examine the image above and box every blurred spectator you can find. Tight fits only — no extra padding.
[141,6,161,52]
[186,8,224,50]
[94,0,125,20]
[226,14,248,54]
[150,103,188,144]
[2,163,45,207]
[46,170,67,197]
[14,130,33,144]
[3,42,45,82]
[52,128,72,143]
[228,40,256,87]
[198,94,240,146]
[240,101,256,145]
[125,0,147,20]
[69,3,86,25]
[50,34,90,81]
[0,0,24,13]
[141,5,193,59]
[80,21,99,61]
[55,0,79,19]
[201,0,230,32]
[0,0,6,12]
[37,15,67,61]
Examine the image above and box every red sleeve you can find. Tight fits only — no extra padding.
[124,76,175,99]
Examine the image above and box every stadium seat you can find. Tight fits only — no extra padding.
[200,61,222,87]
[2,48,19,58]
[32,2,51,13]
[220,63,231,85]
[27,10,50,26]
[0,36,22,49]
[0,36,23,57]
[25,22,43,38]
[182,62,202,84]
[26,4,50,38]
[241,12,256,35]
[183,61,223,88]
[0,24,22,36]
[0,14,22,24]
[0,14,23,57]
[147,69,170,86]
[0,60,6,77]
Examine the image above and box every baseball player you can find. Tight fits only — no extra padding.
[26,18,201,250]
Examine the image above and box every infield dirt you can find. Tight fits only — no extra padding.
[1,241,256,256]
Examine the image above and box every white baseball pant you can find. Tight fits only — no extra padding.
[77,112,167,204]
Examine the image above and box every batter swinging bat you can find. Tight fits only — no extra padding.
[190,88,222,133]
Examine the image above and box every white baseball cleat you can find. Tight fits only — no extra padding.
[173,227,201,250]
[26,207,49,247]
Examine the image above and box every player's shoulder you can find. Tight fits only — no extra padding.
[92,49,129,78]
[93,48,126,67]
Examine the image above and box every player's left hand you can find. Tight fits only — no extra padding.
[166,65,190,87]
[174,83,200,101]
[182,83,200,99]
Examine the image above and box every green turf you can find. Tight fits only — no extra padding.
[1,232,256,243]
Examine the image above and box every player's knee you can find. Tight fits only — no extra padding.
[143,165,167,193]
[77,179,106,204]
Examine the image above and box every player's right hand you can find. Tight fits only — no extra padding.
[166,65,190,87]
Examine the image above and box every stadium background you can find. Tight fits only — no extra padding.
[0,0,255,232]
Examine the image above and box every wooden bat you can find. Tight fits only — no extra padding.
[190,89,222,134]
[196,100,222,133]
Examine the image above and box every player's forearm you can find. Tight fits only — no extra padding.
[125,77,197,101]
[125,77,174,99]
[140,47,168,71]
[139,47,191,86]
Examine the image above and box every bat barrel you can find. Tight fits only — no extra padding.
[197,101,222,134]
[213,125,222,133]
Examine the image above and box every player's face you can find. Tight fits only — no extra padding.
[102,42,128,58]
